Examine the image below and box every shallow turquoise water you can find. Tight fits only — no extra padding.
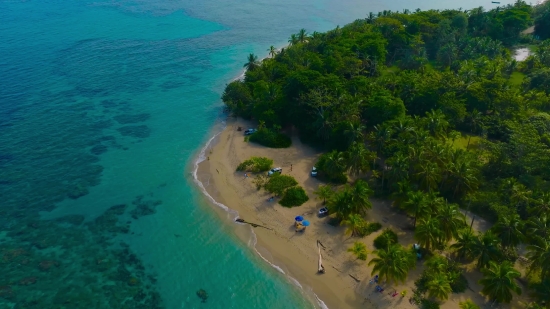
[0,0,517,308]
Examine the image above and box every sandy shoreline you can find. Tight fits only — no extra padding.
[193,117,526,309]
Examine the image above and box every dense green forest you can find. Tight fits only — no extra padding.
[224,1,550,307]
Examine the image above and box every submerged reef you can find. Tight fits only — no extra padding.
[0,85,161,308]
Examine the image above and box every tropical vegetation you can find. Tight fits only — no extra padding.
[223,1,550,306]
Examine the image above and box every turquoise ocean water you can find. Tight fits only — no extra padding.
[0,0,516,308]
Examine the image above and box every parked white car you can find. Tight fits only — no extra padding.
[310,166,318,177]
[244,128,257,135]
[267,167,282,176]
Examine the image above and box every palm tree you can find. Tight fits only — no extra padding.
[267,45,277,58]
[451,229,477,260]
[415,216,442,251]
[402,190,428,228]
[297,28,309,43]
[370,125,392,156]
[349,180,373,215]
[526,237,550,280]
[328,188,353,220]
[366,12,376,24]
[424,191,445,215]
[324,150,346,178]
[345,142,371,176]
[425,255,448,273]
[472,231,503,269]
[531,192,550,216]
[341,214,365,238]
[313,184,333,205]
[526,214,550,243]
[343,122,365,145]
[425,109,449,138]
[467,109,482,149]
[459,299,481,309]
[426,272,452,300]
[448,156,479,198]
[416,160,440,192]
[491,214,525,248]
[436,202,466,242]
[243,53,259,71]
[386,152,410,185]
[479,261,522,304]
[348,241,368,260]
[368,244,415,284]
[288,34,299,46]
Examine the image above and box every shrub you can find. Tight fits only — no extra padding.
[361,222,382,236]
[264,174,298,195]
[249,128,291,148]
[330,173,348,184]
[236,156,273,172]
[421,299,440,309]
[279,186,309,207]
[450,273,469,293]
[373,228,398,250]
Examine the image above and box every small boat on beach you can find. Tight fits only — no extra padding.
[492,1,501,3]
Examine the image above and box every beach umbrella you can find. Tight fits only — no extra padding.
[295,216,304,222]
[302,220,310,226]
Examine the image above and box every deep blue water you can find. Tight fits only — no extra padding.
[0,0,517,308]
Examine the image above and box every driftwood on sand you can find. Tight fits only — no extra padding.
[235,218,273,230]
[348,274,361,282]
[317,241,325,273]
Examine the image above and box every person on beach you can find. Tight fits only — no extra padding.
[290,164,292,171]
[244,173,248,178]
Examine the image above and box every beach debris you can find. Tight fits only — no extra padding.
[317,241,325,273]
[196,288,208,303]
[349,274,360,282]
[234,218,273,230]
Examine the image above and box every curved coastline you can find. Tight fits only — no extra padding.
[191,118,328,309]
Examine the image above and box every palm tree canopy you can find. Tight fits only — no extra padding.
[526,214,550,243]
[459,300,481,309]
[368,244,415,284]
[344,142,371,176]
[341,213,365,237]
[526,237,550,281]
[348,241,368,260]
[313,184,334,204]
[479,261,521,303]
[297,28,309,43]
[349,180,373,214]
[472,231,503,269]
[243,53,259,71]
[267,45,277,58]
[415,216,442,251]
[426,272,452,300]
[436,202,466,241]
[451,229,478,260]
[491,214,525,247]
[402,190,428,227]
